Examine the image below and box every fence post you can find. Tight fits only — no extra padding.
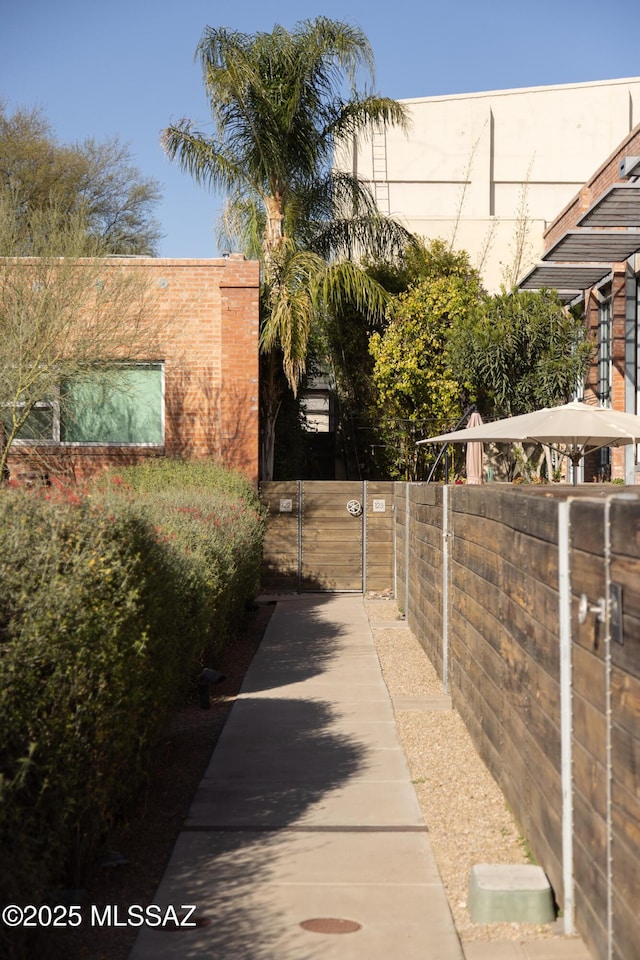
[442,484,450,695]
[603,493,636,960]
[362,480,368,594]
[405,484,410,619]
[297,479,303,593]
[558,498,575,936]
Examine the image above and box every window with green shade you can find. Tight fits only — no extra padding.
[10,363,164,445]
[61,365,164,443]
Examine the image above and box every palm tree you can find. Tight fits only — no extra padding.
[164,17,411,479]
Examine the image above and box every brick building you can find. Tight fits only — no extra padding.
[7,255,261,486]
[520,126,640,483]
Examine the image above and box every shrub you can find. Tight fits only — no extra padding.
[0,460,265,946]
[102,456,257,501]
[0,491,203,904]
[93,459,266,655]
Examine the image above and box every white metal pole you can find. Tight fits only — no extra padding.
[362,480,368,594]
[405,485,410,619]
[442,485,450,695]
[558,499,575,936]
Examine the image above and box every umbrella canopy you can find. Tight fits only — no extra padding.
[465,410,484,484]
[418,400,640,482]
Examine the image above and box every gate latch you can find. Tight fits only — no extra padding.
[346,499,363,517]
[578,594,606,624]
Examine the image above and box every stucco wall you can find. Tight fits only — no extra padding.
[336,78,640,291]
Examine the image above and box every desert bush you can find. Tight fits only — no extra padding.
[103,456,257,501]
[0,460,265,948]
[93,459,265,654]
[0,490,204,906]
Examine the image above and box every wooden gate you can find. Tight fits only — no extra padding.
[260,480,394,593]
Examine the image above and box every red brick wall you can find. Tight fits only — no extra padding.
[544,125,640,249]
[7,256,260,486]
[219,264,260,481]
[541,125,640,482]
[581,268,629,481]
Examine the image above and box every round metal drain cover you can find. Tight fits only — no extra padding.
[300,917,361,934]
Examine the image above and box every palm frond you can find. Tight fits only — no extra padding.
[260,243,325,392]
[312,260,390,321]
[216,195,264,260]
[292,17,376,92]
[162,122,261,196]
[328,95,410,142]
[311,215,414,262]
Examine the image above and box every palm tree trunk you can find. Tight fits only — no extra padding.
[259,349,283,481]
[260,412,277,481]
[264,194,285,255]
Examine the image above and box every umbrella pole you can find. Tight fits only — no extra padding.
[570,452,581,486]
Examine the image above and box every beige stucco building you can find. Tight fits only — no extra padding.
[337,77,640,291]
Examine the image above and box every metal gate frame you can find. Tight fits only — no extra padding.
[260,479,394,595]
[297,480,366,593]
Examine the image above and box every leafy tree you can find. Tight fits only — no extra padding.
[318,248,421,479]
[447,288,592,417]
[0,189,164,480]
[319,298,383,478]
[369,243,485,479]
[0,103,162,255]
[446,288,593,480]
[163,17,411,479]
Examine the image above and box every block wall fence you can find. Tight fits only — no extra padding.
[394,483,640,960]
[7,256,260,486]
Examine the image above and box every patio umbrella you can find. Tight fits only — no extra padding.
[465,410,484,484]
[417,400,640,483]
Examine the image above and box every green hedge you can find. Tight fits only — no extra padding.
[97,459,265,652]
[0,460,265,940]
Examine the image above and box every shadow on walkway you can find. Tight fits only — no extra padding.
[129,594,462,960]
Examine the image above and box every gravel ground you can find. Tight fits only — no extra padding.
[364,596,564,946]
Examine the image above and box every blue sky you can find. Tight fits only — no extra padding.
[2,0,638,258]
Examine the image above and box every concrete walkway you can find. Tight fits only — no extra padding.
[129,594,462,959]
[129,595,590,960]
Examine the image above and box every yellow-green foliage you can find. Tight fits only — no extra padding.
[370,277,465,415]
[369,257,484,478]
